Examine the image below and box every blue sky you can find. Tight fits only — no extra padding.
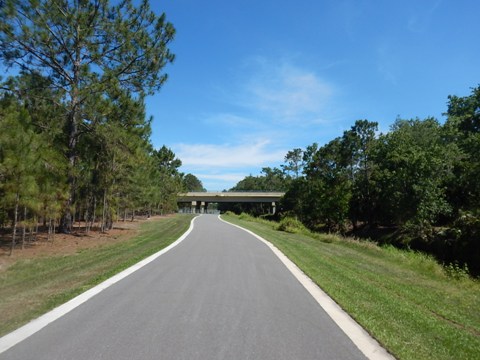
[147,0,480,191]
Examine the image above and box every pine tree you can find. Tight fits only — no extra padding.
[0,98,43,254]
[0,0,175,232]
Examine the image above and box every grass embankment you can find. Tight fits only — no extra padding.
[0,214,195,337]
[222,213,480,360]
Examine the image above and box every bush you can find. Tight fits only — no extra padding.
[444,262,470,280]
[276,217,308,234]
[238,212,255,221]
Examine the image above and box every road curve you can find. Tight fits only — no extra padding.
[2,215,370,360]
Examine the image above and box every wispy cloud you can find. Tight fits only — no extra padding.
[203,113,260,129]
[178,57,341,190]
[196,173,247,182]
[377,43,400,85]
[191,173,248,192]
[174,139,288,190]
[174,139,286,169]
[241,58,335,123]
[407,0,443,33]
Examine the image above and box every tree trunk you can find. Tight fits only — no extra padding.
[77,204,82,228]
[21,206,27,250]
[47,218,51,241]
[29,223,34,243]
[72,208,76,232]
[60,36,80,233]
[101,189,107,233]
[10,193,19,256]
[84,208,89,234]
[115,206,119,228]
[32,216,38,243]
[52,219,56,243]
[90,196,97,232]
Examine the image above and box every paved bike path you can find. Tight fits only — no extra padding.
[2,215,372,359]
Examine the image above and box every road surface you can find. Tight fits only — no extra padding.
[2,215,371,359]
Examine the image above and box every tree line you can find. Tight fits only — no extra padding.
[0,0,204,253]
[228,86,480,275]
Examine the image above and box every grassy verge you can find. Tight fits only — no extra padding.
[0,214,195,337]
[222,213,480,360]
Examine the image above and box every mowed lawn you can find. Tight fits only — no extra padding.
[0,214,195,337]
[222,214,480,360]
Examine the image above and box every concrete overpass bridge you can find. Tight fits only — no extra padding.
[177,192,285,214]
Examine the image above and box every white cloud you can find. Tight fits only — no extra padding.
[174,140,286,169]
[175,57,341,190]
[195,173,246,182]
[175,140,288,190]
[203,113,260,128]
[243,59,335,122]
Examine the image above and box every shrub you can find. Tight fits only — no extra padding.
[444,262,470,281]
[276,217,308,234]
[238,212,255,221]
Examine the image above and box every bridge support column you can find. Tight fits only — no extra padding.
[272,202,276,215]
[200,202,205,214]
[191,201,197,214]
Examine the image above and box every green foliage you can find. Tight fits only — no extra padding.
[182,173,206,192]
[299,137,353,232]
[0,0,175,96]
[238,212,255,221]
[276,216,307,233]
[444,262,470,281]
[151,145,183,214]
[282,148,304,179]
[271,86,480,275]
[0,0,176,231]
[230,167,290,192]
[0,101,39,203]
[444,211,480,275]
[444,85,480,213]
[342,120,378,226]
[446,85,480,134]
[280,178,308,221]
[374,118,455,226]
[0,1,181,243]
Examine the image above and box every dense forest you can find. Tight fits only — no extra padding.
[226,86,480,275]
[0,1,205,253]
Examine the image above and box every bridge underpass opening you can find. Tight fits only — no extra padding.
[177,192,285,215]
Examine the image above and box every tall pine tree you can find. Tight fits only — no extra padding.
[0,0,175,232]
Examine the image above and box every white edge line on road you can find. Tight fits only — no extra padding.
[0,215,200,355]
[219,215,395,360]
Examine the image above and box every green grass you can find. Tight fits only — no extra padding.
[222,213,480,360]
[0,214,195,337]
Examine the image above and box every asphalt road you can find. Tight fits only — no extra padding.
[2,215,368,360]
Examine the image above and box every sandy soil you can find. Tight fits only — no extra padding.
[0,218,150,272]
